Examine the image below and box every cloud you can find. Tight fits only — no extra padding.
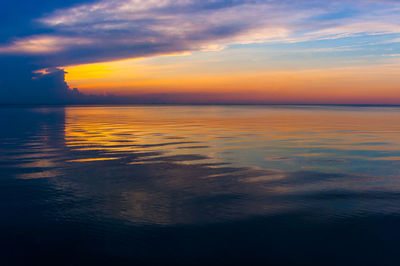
[0,60,82,104]
[0,0,398,67]
[0,36,93,54]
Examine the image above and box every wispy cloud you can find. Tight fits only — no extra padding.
[1,0,398,67]
[0,36,92,54]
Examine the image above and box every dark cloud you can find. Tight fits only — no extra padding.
[0,59,80,104]
[0,0,273,104]
[0,0,99,104]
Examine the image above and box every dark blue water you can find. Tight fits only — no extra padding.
[1,106,400,265]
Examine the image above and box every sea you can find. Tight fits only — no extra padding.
[1,105,400,265]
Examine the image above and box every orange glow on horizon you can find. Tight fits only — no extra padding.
[64,55,400,104]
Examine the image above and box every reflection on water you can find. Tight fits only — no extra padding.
[1,105,400,265]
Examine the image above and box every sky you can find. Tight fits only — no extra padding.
[0,0,399,104]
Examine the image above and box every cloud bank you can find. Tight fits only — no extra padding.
[0,61,81,104]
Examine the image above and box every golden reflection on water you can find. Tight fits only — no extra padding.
[17,170,60,180]
[67,157,120,162]
[4,106,400,225]
[64,106,400,172]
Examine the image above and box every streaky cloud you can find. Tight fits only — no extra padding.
[2,0,399,67]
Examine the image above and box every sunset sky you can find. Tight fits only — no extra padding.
[1,0,400,104]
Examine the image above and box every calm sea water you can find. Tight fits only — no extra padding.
[1,105,400,265]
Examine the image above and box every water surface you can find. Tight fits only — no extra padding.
[1,105,400,265]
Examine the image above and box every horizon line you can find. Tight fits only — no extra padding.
[1,103,400,108]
